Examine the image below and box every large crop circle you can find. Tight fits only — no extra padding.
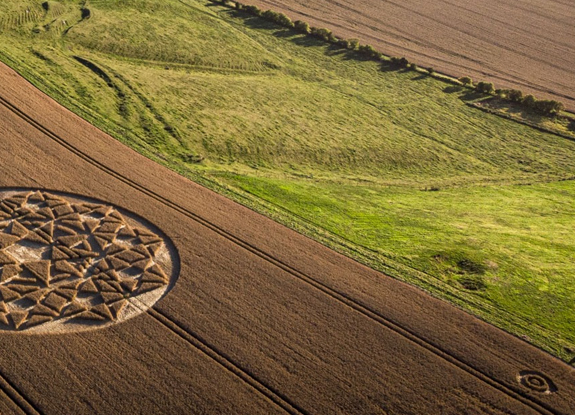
[0,189,178,333]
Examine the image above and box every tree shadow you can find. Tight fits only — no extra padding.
[410,74,428,81]
[443,85,464,93]
[459,90,484,101]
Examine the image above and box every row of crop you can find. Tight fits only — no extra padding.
[209,0,566,117]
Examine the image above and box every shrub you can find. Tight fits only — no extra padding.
[235,2,243,10]
[310,27,333,42]
[523,94,537,108]
[261,10,294,28]
[476,81,495,94]
[357,44,381,60]
[276,12,294,28]
[427,67,435,74]
[535,99,564,115]
[337,38,351,49]
[390,57,409,68]
[458,76,473,86]
[243,5,262,16]
[81,7,91,19]
[507,89,524,102]
[262,10,279,20]
[495,88,510,99]
[348,39,359,50]
[293,20,310,34]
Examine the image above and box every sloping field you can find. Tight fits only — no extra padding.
[245,0,575,109]
[1,60,575,415]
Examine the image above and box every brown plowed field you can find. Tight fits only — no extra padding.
[245,0,575,110]
[0,62,574,414]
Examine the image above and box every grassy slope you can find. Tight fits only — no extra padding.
[0,0,574,358]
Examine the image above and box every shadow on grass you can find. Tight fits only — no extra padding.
[221,8,408,73]
[459,90,484,101]
[410,74,428,81]
[496,101,547,124]
[443,85,464,94]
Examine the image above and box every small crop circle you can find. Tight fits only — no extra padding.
[518,371,557,394]
[0,189,178,333]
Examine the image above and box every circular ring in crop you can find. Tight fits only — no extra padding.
[0,189,178,333]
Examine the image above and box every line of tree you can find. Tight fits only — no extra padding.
[219,1,567,117]
[458,77,565,115]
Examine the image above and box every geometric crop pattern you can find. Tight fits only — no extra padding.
[0,190,172,332]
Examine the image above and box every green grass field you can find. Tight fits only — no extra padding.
[1,0,574,359]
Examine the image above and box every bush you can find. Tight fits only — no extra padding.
[495,88,510,99]
[427,67,435,74]
[348,39,359,50]
[337,38,351,49]
[507,89,524,102]
[262,10,279,20]
[262,10,294,28]
[243,5,262,16]
[535,99,564,115]
[390,57,409,68]
[523,94,537,108]
[458,76,473,86]
[310,27,333,42]
[476,81,495,94]
[293,20,310,34]
[276,12,294,28]
[357,44,381,60]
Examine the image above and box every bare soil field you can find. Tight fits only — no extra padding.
[0,62,574,414]
[245,0,575,110]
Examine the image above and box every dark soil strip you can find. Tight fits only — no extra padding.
[0,93,562,415]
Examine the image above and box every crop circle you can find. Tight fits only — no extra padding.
[0,189,178,333]
[518,371,557,394]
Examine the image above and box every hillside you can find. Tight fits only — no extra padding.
[0,0,574,358]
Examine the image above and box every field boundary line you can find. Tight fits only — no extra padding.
[0,94,561,415]
[0,369,42,415]
[146,307,308,415]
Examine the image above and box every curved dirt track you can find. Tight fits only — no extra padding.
[245,0,575,110]
[0,62,574,414]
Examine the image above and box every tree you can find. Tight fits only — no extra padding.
[294,20,310,34]
[348,39,359,50]
[390,57,409,68]
[535,99,564,115]
[476,81,495,94]
[523,94,537,108]
[358,44,381,60]
[507,89,524,102]
[458,76,473,86]
[276,12,294,28]
[244,5,262,16]
[310,27,333,42]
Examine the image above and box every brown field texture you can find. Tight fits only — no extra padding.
[0,62,574,414]
[245,0,575,110]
